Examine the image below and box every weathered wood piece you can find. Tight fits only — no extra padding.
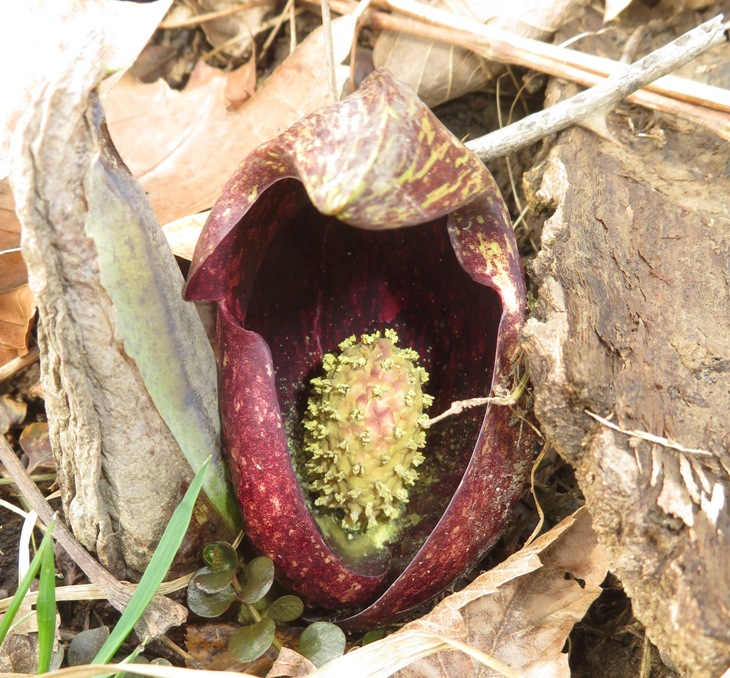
[523,108,730,675]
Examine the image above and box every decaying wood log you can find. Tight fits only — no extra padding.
[522,90,730,675]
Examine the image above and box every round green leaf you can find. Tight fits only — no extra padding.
[238,556,275,603]
[298,621,346,668]
[227,619,276,663]
[362,628,386,645]
[203,541,238,572]
[267,595,304,623]
[193,565,235,594]
[187,576,236,618]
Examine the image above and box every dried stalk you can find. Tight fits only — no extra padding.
[307,0,730,148]
[464,14,729,159]
[377,0,730,113]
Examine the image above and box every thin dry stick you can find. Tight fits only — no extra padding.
[585,410,712,456]
[260,0,295,57]
[378,0,730,113]
[464,15,728,160]
[0,346,40,383]
[160,0,273,29]
[321,0,339,103]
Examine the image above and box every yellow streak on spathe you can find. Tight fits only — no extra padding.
[418,115,436,145]
[475,231,519,315]
[454,151,470,168]
[396,149,441,185]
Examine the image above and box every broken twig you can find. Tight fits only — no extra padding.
[464,14,729,160]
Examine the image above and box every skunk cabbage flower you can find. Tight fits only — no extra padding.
[185,69,535,629]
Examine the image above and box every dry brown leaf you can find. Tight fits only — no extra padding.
[0,277,35,366]
[373,0,588,107]
[19,422,54,474]
[267,647,317,677]
[0,393,27,434]
[188,0,277,59]
[0,0,173,180]
[225,54,258,110]
[162,211,210,261]
[105,14,356,225]
[373,27,492,108]
[0,181,18,248]
[290,509,606,677]
[478,0,589,39]
[394,507,606,677]
[603,0,634,22]
[185,622,302,673]
[0,185,34,366]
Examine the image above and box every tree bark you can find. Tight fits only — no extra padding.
[522,99,730,675]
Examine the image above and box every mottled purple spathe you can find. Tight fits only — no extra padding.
[185,69,535,629]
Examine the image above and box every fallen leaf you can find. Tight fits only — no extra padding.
[267,647,317,677]
[185,621,302,672]
[104,14,356,225]
[0,181,34,368]
[19,422,54,474]
[162,211,210,261]
[0,186,34,368]
[225,52,258,110]
[0,634,39,673]
[188,0,277,59]
[395,507,607,677]
[373,0,588,107]
[301,508,605,677]
[0,181,18,249]
[0,278,35,366]
[0,0,173,180]
[0,393,27,434]
[602,0,633,22]
[373,26,492,108]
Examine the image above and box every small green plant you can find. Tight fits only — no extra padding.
[0,518,56,670]
[187,542,345,665]
[92,457,211,664]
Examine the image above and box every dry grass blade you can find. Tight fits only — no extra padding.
[160,0,273,29]
[19,664,259,678]
[0,575,194,614]
[310,629,519,677]
[321,0,339,103]
[376,0,730,111]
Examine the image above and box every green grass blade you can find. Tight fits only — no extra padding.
[0,518,55,648]
[36,535,58,672]
[92,458,210,665]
